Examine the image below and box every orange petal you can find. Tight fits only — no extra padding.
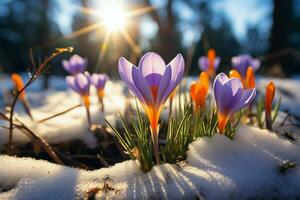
[11,73,25,99]
[245,67,255,89]
[207,48,216,60]
[199,71,210,90]
[265,81,275,115]
[229,69,242,81]
[217,113,229,134]
[190,81,198,102]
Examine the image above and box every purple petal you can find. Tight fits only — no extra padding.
[213,73,243,114]
[133,67,154,105]
[91,73,109,89]
[157,66,172,105]
[198,57,209,71]
[251,59,261,71]
[214,57,221,69]
[66,74,90,95]
[138,52,166,86]
[161,54,185,103]
[118,57,148,104]
[232,89,256,112]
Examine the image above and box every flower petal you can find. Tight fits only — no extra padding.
[138,52,165,86]
[198,57,209,71]
[161,54,185,102]
[118,57,149,104]
[232,88,256,112]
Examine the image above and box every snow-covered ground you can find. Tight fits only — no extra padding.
[0,76,127,149]
[0,125,299,200]
[0,75,300,199]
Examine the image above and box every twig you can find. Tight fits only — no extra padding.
[0,112,63,164]
[8,47,73,154]
[37,104,81,123]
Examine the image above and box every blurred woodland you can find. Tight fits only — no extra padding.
[0,0,300,83]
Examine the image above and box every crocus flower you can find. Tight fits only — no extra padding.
[91,73,109,112]
[11,73,26,100]
[11,73,33,120]
[265,81,275,131]
[231,54,260,78]
[229,67,255,89]
[118,52,185,164]
[62,55,87,75]
[66,73,91,126]
[198,48,220,78]
[190,71,210,112]
[213,73,256,133]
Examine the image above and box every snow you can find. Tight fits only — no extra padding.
[0,125,300,199]
[0,78,127,149]
[0,75,300,199]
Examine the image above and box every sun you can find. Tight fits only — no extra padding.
[99,1,127,32]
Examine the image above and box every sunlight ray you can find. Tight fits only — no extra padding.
[64,22,104,39]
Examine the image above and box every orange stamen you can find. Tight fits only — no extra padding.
[265,82,275,116]
[11,73,25,100]
[217,112,229,134]
[244,67,255,89]
[190,72,210,112]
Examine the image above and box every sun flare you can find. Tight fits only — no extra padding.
[99,1,127,32]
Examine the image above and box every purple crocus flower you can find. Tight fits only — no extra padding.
[231,54,260,78]
[62,55,88,75]
[91,73,109,112]
[90,73,109,94]
[118,52,185,164]
[213,73,256,133]
[198,49,220,77]
[66,73,90,97]
[66,73,92,126]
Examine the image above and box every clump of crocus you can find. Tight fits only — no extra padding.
[62,55,87,75]
[190,71,210,112]
[265,81,275,131]
[213,73,256,134]
[118,52,185,164]
[11,73,33,120]
[91,73,109,112]
[231,54,260,79]
[66,73,91,127]
[198,48,220,78]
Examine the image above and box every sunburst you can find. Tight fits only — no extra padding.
[65,0,154,71]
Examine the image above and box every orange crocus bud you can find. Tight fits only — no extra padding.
[265,81,275,130]
[190,72,210,112]
[229,69,242,81]
[11,73,25,100]
[244,67,255,89]
[207,49,216,78]
[207,49,216,60]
